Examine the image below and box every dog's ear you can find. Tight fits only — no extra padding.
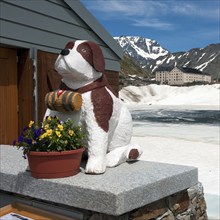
[86,41,105,72]
[65,41,75,49]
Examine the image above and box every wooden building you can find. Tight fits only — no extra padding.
[0,0,123,144]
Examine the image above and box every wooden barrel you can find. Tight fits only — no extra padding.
[45,90,82,112]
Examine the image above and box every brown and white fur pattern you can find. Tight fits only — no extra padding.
[44,40,143,174]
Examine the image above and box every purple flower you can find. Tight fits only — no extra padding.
[25,138,32,145]
[18,135,24,143]
[34,128,42,139]
[12,140,16,146]
[23,126,28,132]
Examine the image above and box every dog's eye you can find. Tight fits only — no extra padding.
[81,46,91,54]
[81,48,87,53]
[77,43,92,63]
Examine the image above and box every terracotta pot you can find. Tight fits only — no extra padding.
[27,148,85,179]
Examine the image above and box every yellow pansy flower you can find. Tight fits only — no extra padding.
[44,124,49,130]
[29,121,34,128]
[68,130,74,136]
[39,133,48,140]
[56,131,61,138]
[57,124,64,131]
[46,129,53,136]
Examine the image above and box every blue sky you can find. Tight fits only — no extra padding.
[80,0,220,53]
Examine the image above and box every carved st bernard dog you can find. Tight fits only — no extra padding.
[45,40,143,174]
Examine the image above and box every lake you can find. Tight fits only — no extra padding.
[128,105,219,145]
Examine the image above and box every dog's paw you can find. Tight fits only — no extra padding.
[85,156,106,174]
[126,147,143,161]
[128,149,139,159]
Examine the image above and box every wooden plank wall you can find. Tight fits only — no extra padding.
[0,48,18,144]
[37,50,61,121]
[17,50,35,133]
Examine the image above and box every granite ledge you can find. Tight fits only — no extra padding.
[0,145,198,216]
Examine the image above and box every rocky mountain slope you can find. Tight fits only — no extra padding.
[115,36,220,80]
[119,54,150,88]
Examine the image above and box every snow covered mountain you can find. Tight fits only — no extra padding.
[115,36,169,69]
[114,36,220,80]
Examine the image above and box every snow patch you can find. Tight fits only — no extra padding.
[119,84,220,106]
[196,54,218,71]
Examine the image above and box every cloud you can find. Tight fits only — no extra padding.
[172,2,219,20]
[81,0,219,30]
[172,3,198,15]
[82,0,173,30]
[133,18,174,30]
[83,1,153,18]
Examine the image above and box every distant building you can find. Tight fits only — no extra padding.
[155,67,173,85]
[156,67,211,85]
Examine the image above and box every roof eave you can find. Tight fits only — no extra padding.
[64,0,123,60]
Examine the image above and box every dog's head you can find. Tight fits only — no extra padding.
[55,40,105,83]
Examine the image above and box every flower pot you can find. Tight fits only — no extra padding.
[27,148,85,179]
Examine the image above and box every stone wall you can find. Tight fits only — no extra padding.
[87,183,208,220]
[130,182,207,220]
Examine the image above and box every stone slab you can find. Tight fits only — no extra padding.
[0,145,198,215]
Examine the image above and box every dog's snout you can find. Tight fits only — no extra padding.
[60,49,70,56]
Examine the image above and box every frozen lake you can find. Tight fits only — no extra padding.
[130,105,219,145]
[128,105,219,219]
